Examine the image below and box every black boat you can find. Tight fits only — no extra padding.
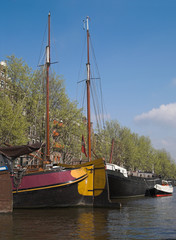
[106,163,161,198]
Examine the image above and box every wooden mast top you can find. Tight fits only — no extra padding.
[109,138,114,164]
[86,16,91,162]
[46,12,50,161]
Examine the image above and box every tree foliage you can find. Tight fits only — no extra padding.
[0,55,176,177]
[0,55,86,163]
[94,120,176,178]
[0,92,28,144]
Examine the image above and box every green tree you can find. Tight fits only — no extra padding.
[94,119,176,178]
[0,93,28,144]
[6,55,32,103]
[1,55,87,163]
[1,55,176,175]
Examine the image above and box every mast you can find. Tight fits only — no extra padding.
[86,16,91,161]
[46,12,51,161]
[109,138,114,164]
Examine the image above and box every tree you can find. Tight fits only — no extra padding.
[94,119,176,178]
[0,93,28,144]
[0,55,31,145]
[1,55,87,163]
[1,55,176,175]
[6,55,32,103]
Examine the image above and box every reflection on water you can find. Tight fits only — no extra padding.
[0,192,176,240]
[0,208,110,240]
[76,209,109,239]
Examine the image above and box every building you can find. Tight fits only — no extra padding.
[0,61,7,90]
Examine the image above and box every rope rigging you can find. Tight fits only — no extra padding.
[77,33,108,133]
[37,22,47,67]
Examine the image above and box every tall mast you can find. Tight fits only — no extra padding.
[109,138,114,164]
[46,12,50,161]
[86,16,91,162]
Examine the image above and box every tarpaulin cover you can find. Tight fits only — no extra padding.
[0,143,41,158]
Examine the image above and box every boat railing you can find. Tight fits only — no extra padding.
[106,163,116,171]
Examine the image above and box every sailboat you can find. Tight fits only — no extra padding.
[0,143,113,208]
[0,13,119,208]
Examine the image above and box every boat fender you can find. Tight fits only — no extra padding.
[13,169,25,191]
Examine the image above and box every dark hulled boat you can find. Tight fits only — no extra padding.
[106,163,161,198]
[0,144,116,208]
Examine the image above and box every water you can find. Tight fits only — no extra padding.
[0,191,176,240]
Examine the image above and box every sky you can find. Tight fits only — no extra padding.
[1,0,176,161]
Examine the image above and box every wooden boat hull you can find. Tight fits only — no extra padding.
[12,159,119,208]
[107,169,161,198]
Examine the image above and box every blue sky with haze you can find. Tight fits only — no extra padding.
[1,0,176,161]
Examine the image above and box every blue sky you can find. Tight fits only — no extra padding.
[1,0,176,161]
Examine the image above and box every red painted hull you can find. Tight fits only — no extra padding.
[155,194,172,197]
[11,169,77,191]
[11,168,89,208]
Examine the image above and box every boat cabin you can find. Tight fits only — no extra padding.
[106,163,128,177]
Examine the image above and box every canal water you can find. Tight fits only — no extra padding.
[0,191,176,240]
